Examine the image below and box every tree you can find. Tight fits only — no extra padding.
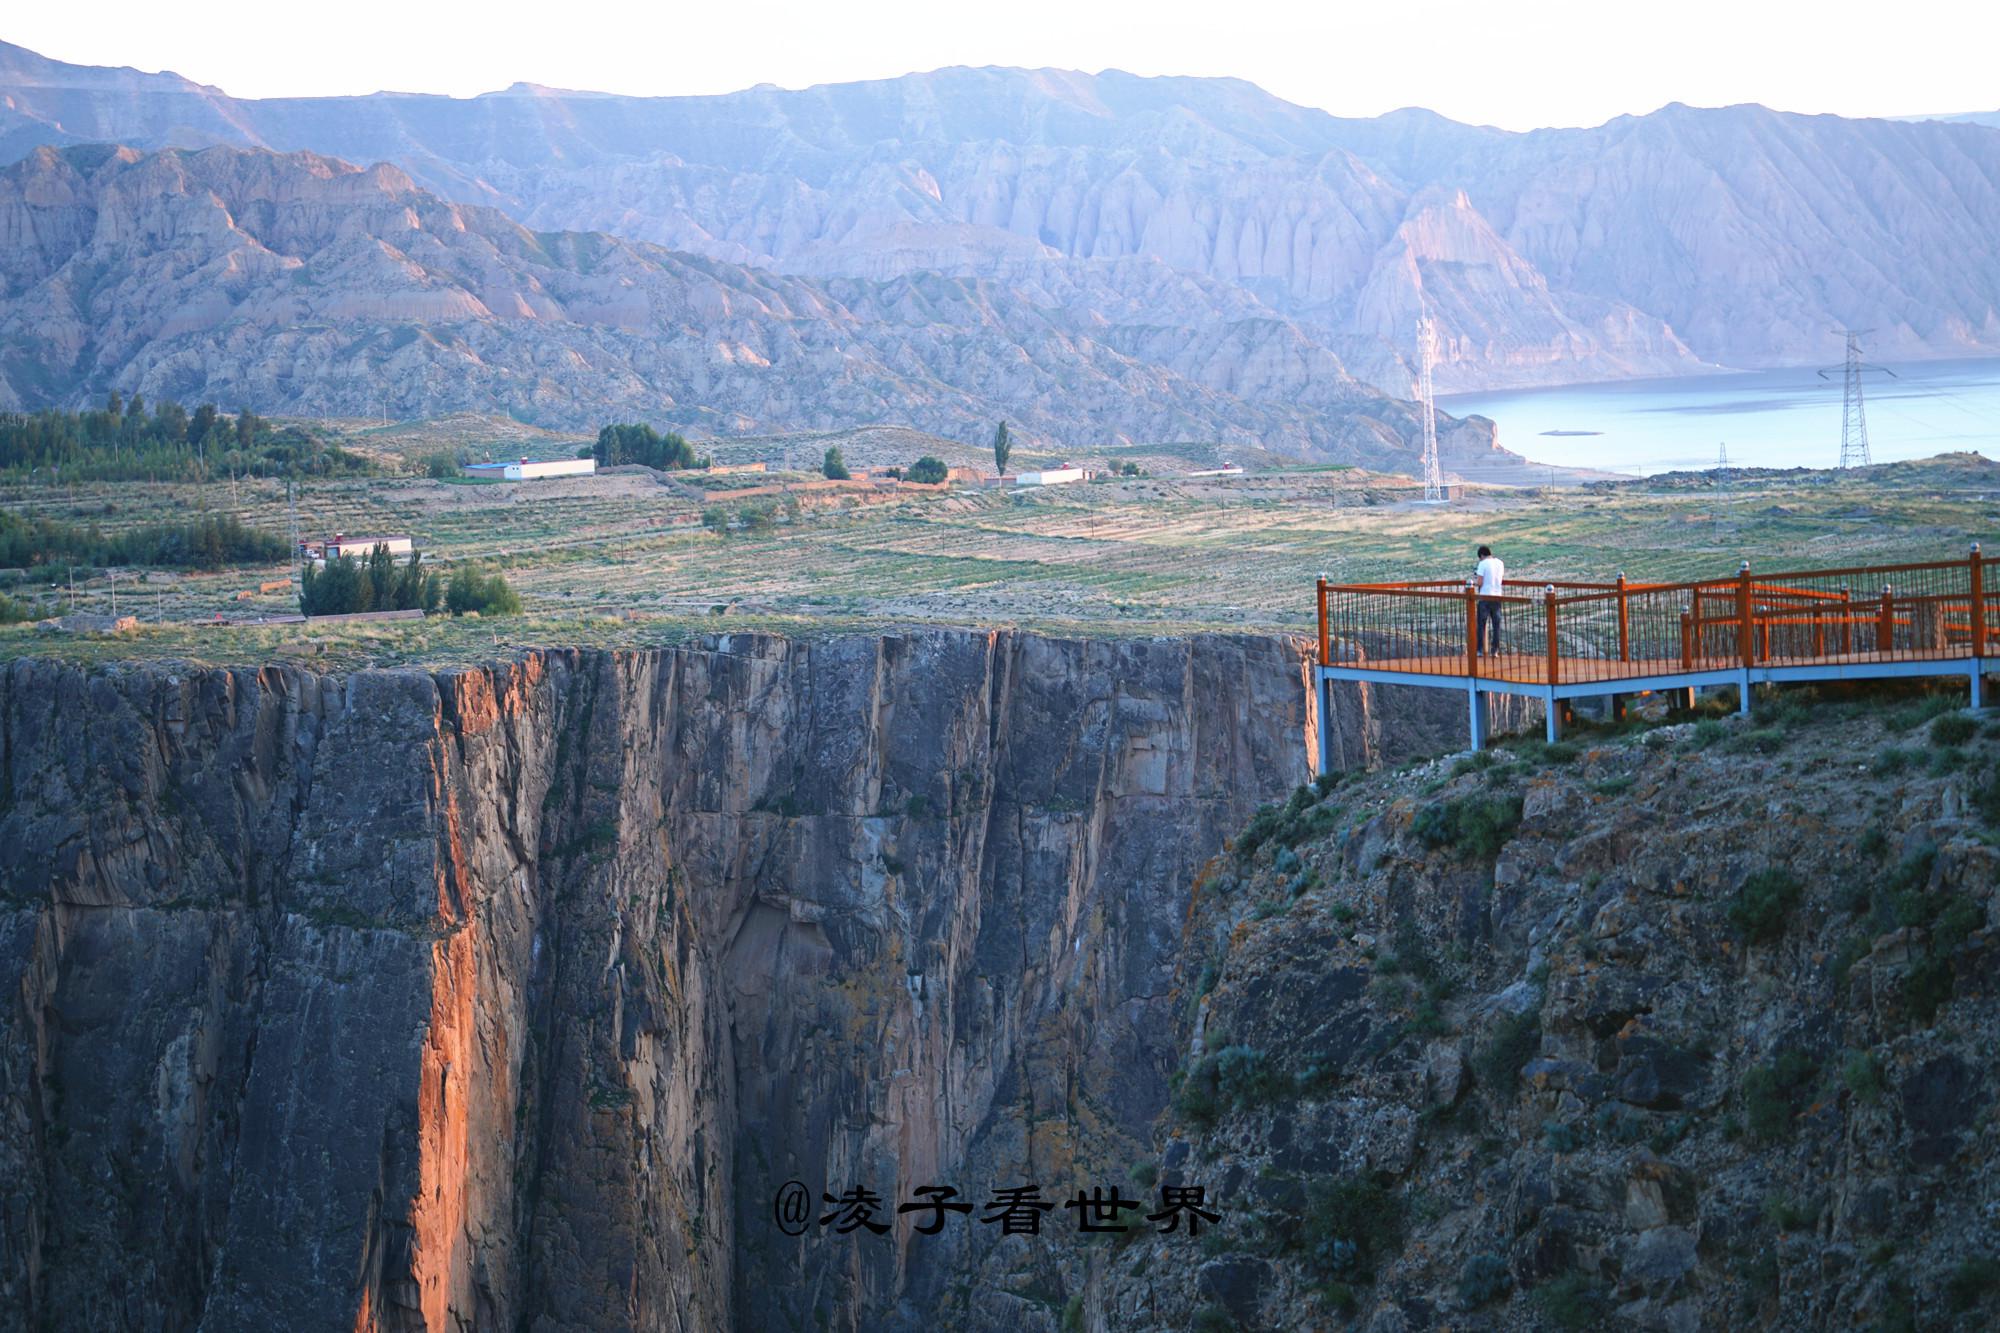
[992,421,1012,476]
[822,446,850,480]
[188,403,221,446]
[235,409,259,448]
[301,554,365,616]
[594,422,702,471]
[106,390,123,419]
[365,543,398,609]
[906,455,948,485]
[392,550,441,611]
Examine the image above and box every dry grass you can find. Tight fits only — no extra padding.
[3,442,1995,668]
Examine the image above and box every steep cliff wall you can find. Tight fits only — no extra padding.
[0,630,1438,1330]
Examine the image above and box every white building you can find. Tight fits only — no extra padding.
[459,457,597,481]
[302,534,414,564]
[1012,465,1087,487]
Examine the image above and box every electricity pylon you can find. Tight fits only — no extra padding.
[1415,308,1444,502]
[1819,329,1896,469]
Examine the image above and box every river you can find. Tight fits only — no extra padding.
[1441,356,2000,475]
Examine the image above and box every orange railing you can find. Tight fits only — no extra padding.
[1316,548,1993,686]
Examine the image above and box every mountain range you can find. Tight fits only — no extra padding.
[0,141,1503,465]
[3,39,2000,456]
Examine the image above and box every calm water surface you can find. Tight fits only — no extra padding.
[1442,357,2000,475]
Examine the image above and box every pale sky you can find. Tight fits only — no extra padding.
[9,0,1998,131]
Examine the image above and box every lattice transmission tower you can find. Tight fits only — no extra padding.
[1415,308,1444,502]
[1819,329,1895,469]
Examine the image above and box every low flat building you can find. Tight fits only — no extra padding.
[1013,465,1088,487]
[300,534,415,564]
[460,457,598,481]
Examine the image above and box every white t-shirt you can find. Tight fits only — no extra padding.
[1476,556,1505,597]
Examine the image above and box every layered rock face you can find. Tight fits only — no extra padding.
[8,47,1999,387]
[1,630,1458,1330]
[0,143,1491,469]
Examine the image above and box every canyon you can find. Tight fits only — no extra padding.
[0,629,1450,1330]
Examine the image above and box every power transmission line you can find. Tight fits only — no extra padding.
[1819,329,1896,469]
[1415,306,1445,503]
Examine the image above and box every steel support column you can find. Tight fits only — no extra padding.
[1316,670,1335,776]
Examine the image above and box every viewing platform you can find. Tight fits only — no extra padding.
[1313,547,1996,763]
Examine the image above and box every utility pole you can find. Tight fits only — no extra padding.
[1415,305,1445,503]
[1717,442,1729,470]
[288,480,301,598]
[1819,329,1896,469]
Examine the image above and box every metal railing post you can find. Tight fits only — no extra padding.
[1840,586,1852,655]
[1736,561,1754,668]
[1680,610,1693,669]
[1546,585,1560,685]
[1465,579,1479,679]
[1879,584,1894,655]
[1317,573,1329,666]
[1545,584,1561,742]
[1972,542,1986,659]
[1616,571,1629,663]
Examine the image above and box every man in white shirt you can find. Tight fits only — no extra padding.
[1474,545,1505,654]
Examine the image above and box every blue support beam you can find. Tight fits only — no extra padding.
[1318,654,1994,739]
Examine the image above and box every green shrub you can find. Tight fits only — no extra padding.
[1904,955,1954,1023]
[1534,1272,1607,1330]
[1726,727,1787,755]
[1830,934,1871,991]
[1727,869,1804,944]
[1946,1257,2000,1314]
[1977,759,2000,827]
[1192,1305,1233,1333]
[1129,1161,1159,1189]
[1235,784,1339,860]
[1476,1003,1543,1089]
[1886,693,1958,733]
[1692,718,1727,749]
[423,452,460,479]
[1458,1253,1511,1308]
[1542,1118,1581,1153]
[1411,794,1523,860]
[1842,1050,1885,1104]
[1301,1176,1402,1281]
[1742,1048,1818,1142]
[1451,750,1499,778]
[1872,746,1913,776]
[1762,1195,1818,1232]
[821,446,850,480]
[905,455,949,485]
[1175,1044,1293,1127]
[444,566,520,616]
[0,590,34,624]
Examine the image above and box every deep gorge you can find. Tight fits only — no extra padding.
[0,630,1460,1330]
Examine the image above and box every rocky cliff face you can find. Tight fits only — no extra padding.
[0,630,1466,1330]
[1097,698,2000,1330]
[0,142,1493,470]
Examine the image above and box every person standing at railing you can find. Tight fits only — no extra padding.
[1475,545,1505,655]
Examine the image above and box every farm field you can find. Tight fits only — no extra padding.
[3,432,1997,671]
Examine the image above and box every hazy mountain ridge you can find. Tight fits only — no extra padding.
[6,44,1998,391]
[0,141,1511,466]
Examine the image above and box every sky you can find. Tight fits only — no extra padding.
[9,0,1999,130]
